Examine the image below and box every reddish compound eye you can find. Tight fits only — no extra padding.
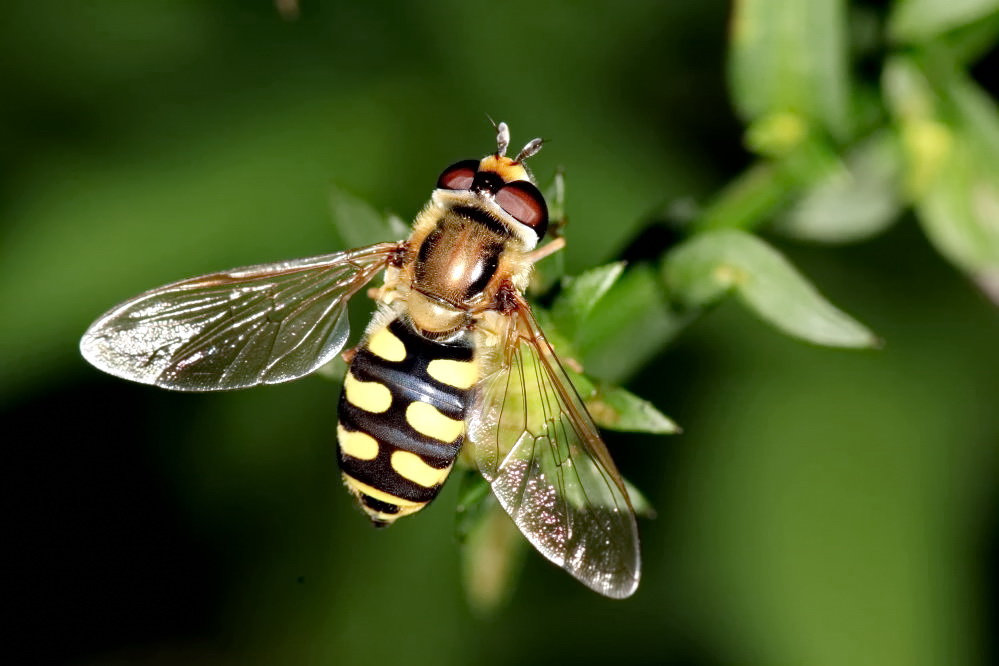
[436,160,480,191]
[495,181,548,239]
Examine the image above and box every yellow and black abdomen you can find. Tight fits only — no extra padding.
[337,317,478,526]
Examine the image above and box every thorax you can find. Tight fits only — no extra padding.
[389,198,533,336]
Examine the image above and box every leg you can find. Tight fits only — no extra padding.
[526,236,566,265]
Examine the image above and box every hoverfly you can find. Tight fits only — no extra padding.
[80,123,640,598]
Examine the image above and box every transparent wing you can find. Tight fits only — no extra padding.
[467,295,640,598]
[80,242,399,391]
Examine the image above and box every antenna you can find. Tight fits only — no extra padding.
[495,121,511,157]
[515,137,544,162]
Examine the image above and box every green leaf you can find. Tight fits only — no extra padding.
[586,382,680,435]
[329,184,397,248]
[529,170,568,293]
[543,167,567,229]
[385,212,412,239]
[313,356,347,383]
[454,468,493,543]
[885,56,999,293]
[623,479,656,519]
[941,10,999,65]
[551,261,626,345]
[883,57,950,197]
[777,131,905,244]
[540,304,679,435]
[663,230,880,348]
[890,0,999,44]
[460,492,528,616]
[696,161,799,232]
[729,0,851,140]
[570,265,691,383]
[695,136,842,233]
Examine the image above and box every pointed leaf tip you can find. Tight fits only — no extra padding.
[552,262,627,342]
[587,383,681,435]
[664,229,880,349]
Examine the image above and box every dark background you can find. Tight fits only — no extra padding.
[3,1,997,664]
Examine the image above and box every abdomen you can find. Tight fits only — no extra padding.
[337,316,478,526]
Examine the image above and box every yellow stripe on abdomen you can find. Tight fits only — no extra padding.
[367,325,407,362]
[390,450,451,488]
[405,401,464,442]
[427,358,478,389]
[343,372,392,413]
[337,425,379,461]
[342,473,427,524]
[342,475,423,508]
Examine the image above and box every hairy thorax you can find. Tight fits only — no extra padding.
[400,204,531,335]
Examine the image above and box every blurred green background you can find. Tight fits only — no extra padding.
[3,1,998,664]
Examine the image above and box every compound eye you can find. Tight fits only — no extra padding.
[436,159,480,191]
[495,181,549,238]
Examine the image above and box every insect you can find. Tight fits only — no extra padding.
[80,123,640,598]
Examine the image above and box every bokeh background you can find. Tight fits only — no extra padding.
[4,1,997,664]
